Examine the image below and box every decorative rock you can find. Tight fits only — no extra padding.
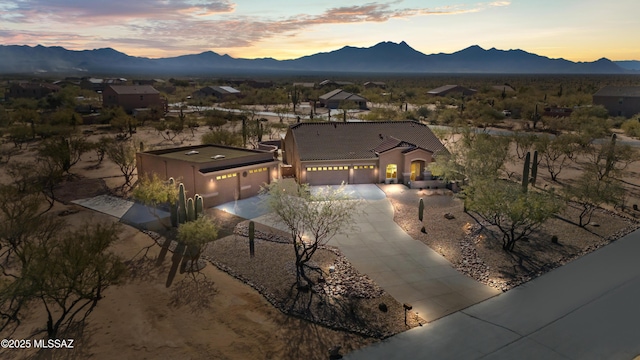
[329,265,335,273]
[444,213,455,220]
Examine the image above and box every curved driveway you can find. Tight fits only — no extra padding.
[252,184,499,322]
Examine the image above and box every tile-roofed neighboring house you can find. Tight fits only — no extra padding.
[192,85,242,100]
[282,121,447,186]
[102,85,165,113]
[293,82,315,88]
[593,86,640,118]
[428,85,477,97]
[318,89,368,110]
[364,81,386,89]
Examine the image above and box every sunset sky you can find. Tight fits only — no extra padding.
[1,0,638,61]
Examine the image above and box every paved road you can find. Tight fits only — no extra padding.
[347,227,640,360]
[252,184,499,322]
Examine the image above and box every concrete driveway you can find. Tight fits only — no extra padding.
[252,184,499,322]
[347,228,640,360]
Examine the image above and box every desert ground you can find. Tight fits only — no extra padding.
[1,110,639,359]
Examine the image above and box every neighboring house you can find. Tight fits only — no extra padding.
[80,77,127,92]
[282,121,447,186]
[136,144,280,208]
[102,85,165,113]
[491,85,515,93]
[5,82,61,100]
[192,86,242,101]
[593,86,640,118]
[319,79,353,87]
[428,85,477,97]
[292,82,315,88]
[318,89,368,110]
[363,81,386,89]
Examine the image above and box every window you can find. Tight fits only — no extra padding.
[386,164,397,179]
[215,173,237,180]
[249,167,268,174]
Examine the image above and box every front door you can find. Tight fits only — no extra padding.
[410,161,424,181]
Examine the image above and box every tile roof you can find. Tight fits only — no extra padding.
[289,121,447,161]
[319,89,367,102]
[593,86,640,98]
[108,85,159,95]
[427,85,476,95]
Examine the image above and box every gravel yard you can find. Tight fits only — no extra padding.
[382,186,640,292]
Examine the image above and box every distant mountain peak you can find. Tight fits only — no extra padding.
[0,42,630,75]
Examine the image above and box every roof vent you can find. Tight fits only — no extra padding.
[379,133,383,139]
[185,150,199,155]
[211,154,225,159]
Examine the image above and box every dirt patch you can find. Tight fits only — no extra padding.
[0,208,395,360]
[55,176,110,203]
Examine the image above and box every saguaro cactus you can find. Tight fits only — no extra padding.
[249,221,255,258]
[178,183,187,224]
[418,198,425,222]
[195,195,203,219]
[522,151,531,192]
[187,198,195,222]
[531,150,538,187]
[168,178,178,227]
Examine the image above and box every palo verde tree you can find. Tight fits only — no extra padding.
[465,179,564,251]
[105,139,137,188]
[261,181,360,288]
[581,134,636,181]
[563,170,625,227]
[20,222,126,339]
[536,133,581,182]
[429,130,511,184]
[38,134,90,174]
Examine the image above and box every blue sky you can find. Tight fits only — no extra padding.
[0,0,638,61]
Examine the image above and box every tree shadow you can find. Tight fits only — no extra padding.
[168,272,217,313]
[165,242,186,288]
[26,321,96,360]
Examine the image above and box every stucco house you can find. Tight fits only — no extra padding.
[318,89,368,110]
[593,86,640,118]
[102,85,165,113]
[137,144,280,208]
[282,121,447,187]
[428,85,477,97]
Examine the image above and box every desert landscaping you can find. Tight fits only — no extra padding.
[1,77,640,360]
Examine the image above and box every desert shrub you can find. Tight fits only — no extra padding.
[621,119,640,138]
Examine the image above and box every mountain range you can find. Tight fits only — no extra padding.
[0,41,637,76]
